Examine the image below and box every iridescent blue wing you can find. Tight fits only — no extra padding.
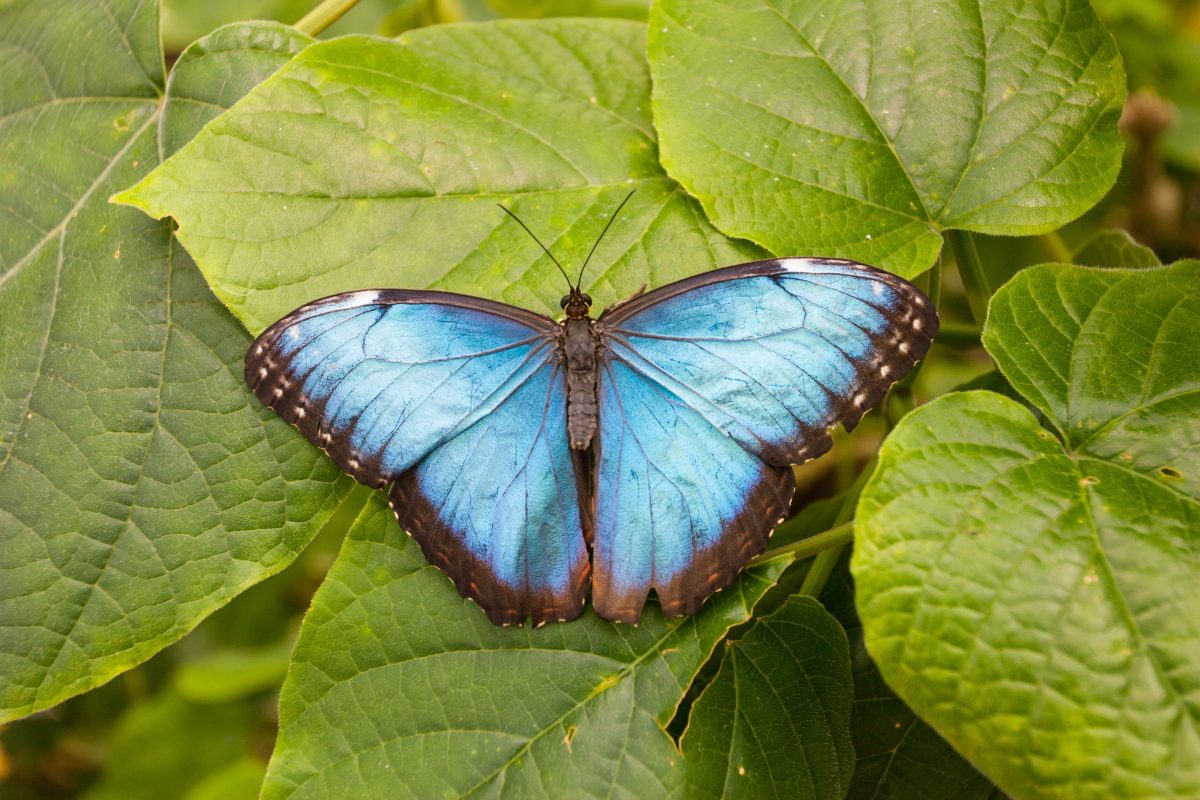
[245,290,588,625]
[592,258,937,622]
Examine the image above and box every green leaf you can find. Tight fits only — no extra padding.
[81,689,260,800]
[1071,228,1162,268]
[647,0,1126,277]
[0,2,345,722]
[854,262,1200,798]
[113,19,767,335]
[262,495,788,798]
[822,557,1002,800]
[161,21,314,158]
[680,596,854,800]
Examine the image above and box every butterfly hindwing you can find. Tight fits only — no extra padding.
[592,258,936,621]
[591,359,794,623]
[390,360,590,626]
[246,290,589,624]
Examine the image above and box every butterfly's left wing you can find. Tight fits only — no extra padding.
[245,290,589,626]
[592,257,937,622]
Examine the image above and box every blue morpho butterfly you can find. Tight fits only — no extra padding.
[245,194,938,626]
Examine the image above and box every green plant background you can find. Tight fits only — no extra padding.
[1,0,1197,798]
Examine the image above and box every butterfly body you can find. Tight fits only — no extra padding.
[246,258,937,626]
[561,308,600,450]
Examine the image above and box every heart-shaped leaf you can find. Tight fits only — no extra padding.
[854,262,1200,798]
[262,495,789,798]
[647,0,1126,277]
[821,558,1003,800]
[114,19,768,336]
[0,4,343,722]
[680,596,854,800]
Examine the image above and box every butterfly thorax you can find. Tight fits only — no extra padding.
[562,314,599,451]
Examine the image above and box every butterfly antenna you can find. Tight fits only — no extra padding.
[496,203,574,289]
[577,189,636,288]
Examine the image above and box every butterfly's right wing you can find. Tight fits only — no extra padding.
[246,290,589,625]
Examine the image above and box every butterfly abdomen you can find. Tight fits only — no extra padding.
[562,318,599,450]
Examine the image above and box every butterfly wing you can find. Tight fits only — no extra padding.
[246,290,589,625]
[592,257,937,622]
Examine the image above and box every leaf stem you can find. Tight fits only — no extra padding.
[798,453,877,596]
[296,0,361,35]
[936,323,982,348]
[749,521,854,567]
[946,229,992,327]
[1038,230,1074,264]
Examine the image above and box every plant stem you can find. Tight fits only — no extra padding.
[936,322,982,348]
[798,545,843,598]
[296,0,361,35]
[792,455,878,594]
[748,521,854,566]
[946,229,992,327]
[1038,230,1074,264]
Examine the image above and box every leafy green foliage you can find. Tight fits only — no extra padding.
[647,0,1127,277]
[262,496,788,798]
[4,0,1198,796]
[681,597,854,800]
[854,263,1200,798]
[115,19,766,335]
[0,2,346,723]
[822,558,1003,800]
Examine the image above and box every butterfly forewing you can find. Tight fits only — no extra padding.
[245,290,590,624]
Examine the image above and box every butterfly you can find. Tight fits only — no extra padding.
[245,197,938,626]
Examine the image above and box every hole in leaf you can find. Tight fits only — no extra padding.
[1159,466,1184,480]
[1079,476,1100,486]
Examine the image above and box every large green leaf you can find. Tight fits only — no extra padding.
[821,557,1002,800]
[0,3,344,722]
[680,596,854,800]
[854,262,1200,798]
[262,495,788,798]
[114,19,767,335]
[647,0,1126,277]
